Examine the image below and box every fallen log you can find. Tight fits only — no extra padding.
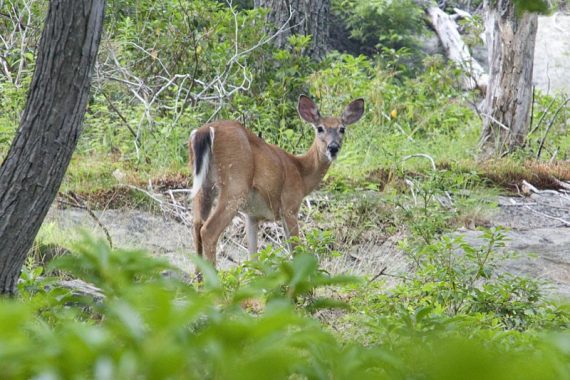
[426,5,488,94]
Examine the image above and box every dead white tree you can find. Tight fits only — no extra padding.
[480,0,539,156]
[423,1,544,157]
[426,5,488,93]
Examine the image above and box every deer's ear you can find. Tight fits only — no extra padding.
[342,98,365,125]
[298,95,321,124]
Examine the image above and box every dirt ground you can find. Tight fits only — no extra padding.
[45,200,405,278]
[46,188,570,299]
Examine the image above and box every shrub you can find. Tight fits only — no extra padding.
[3,234,569,379]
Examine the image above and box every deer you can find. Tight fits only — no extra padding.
[188,95,365,268]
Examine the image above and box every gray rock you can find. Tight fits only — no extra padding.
[460,193,570,299]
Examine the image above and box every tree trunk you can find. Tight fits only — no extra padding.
[254,0,330,59]
[480,0,538,157]
[0,0,105,295]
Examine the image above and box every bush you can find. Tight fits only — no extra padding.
[3,234,570,379]
[332,0,426,54]
[345,227,570,348]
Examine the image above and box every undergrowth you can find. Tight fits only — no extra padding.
[2,2,570,377]
[6,233,570,379]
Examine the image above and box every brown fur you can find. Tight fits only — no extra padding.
[189,96,364,267]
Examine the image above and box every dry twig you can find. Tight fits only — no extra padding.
[58,192,114,248]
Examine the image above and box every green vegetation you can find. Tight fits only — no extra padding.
[6,236,570,379]
[1,0,569,378]
[332,0,426,53]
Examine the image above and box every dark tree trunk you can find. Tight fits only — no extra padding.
[254,0,330,59]
[480,0,538,157]
[0,0,105,295]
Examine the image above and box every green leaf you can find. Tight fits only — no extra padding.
[514,0,550,14]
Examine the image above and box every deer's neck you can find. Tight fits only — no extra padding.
[296,142,331,195]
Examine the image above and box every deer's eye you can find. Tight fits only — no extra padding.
[317,126,324,133]
[339,126,346,134]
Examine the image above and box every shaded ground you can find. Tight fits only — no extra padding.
[45,207,196,273]
[45,196,404,278]
[46,190,570,298]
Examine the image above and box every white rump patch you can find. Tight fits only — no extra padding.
[210,127,215,150]
[190,127,215,199]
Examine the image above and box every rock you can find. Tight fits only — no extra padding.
[460,193,570,299]
[46,207,195,273]
[533,14,570,94]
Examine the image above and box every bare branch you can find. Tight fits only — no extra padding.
[402,153,437,171]
[536,97,570,159]
[94,1,297,150]
[58,192,114,249]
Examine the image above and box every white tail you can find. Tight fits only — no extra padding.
[189,95,365,268]
[189,127,214,199]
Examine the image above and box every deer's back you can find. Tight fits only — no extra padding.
[204,121,301,219]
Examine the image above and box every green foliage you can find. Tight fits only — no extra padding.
[526,92,570,160]
[307,52,480,184]
[51,235,172,297]
[0,79,28,153]
[513,0,550,14]
[395,167,485,244]
[89,0,272,163]
[441,0,483,12]
[229,34,317,154]
[3,235,570,379]
[458,13,485,49]
[3,2,570,375]
[221,231,355,311]
[0,0,485,191]
[347,227,569,348]
[332,0,426,53]
[78,0,319,164]
[5,236,374,379]
[0,0,45,155]
[486,0,553,16]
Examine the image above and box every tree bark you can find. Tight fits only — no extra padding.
[254,0,330,59]
[0,0,105,295]
[480,0,538,157]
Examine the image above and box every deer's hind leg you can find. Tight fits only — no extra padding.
[200,189,248,267]
[192,183,215,258]
[199,125,254,267]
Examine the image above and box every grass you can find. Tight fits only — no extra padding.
[478,159,570,190]
[61,152,190,194]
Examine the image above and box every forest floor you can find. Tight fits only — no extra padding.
[44,188,570,299]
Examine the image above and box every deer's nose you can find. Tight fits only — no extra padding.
[328,143,340,156]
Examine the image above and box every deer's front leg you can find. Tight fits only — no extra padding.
[245,215,258,260]
[282,209,300,255]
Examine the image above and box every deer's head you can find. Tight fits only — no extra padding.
[298,95,365,162]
